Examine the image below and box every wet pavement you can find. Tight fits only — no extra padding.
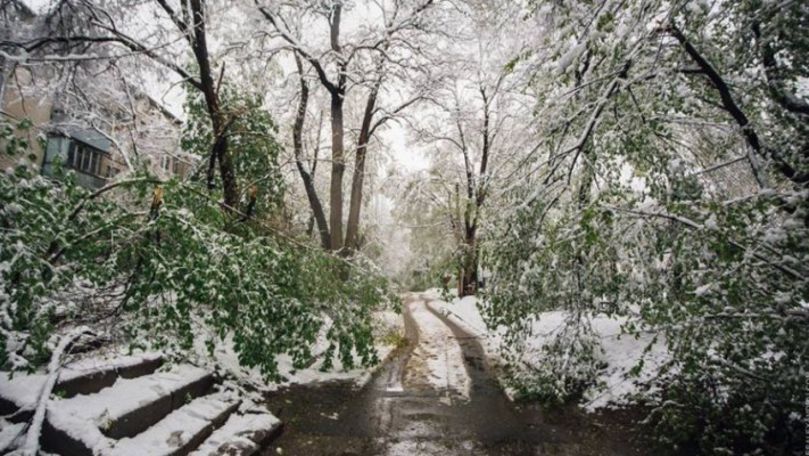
[263,294,651,455]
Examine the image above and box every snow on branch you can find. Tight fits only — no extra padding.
[14,327,92,456]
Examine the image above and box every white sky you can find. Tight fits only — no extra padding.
[131,0,435,174]
[19,0,50,13]
[381,125,430,172]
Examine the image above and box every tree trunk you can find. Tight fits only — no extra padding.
[458,264,478,297]
[456,87,491,297]
[329,91,346,251]
[214,133,238,209]
[460,265,478,297]
[327,2,346,252]
[0,56,8,106]
[296,138,330,249]
[459,229,478,297]
[345,81,381,252]
[306,121,322,239]
[189,0,238,209]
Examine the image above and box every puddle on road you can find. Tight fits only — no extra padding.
[262,296,652,455]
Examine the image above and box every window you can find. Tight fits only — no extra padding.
[106,165,119,178]
[66,141,104,176]
[160,155,172,172]
[172,158,180,176]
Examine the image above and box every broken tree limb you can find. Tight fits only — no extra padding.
[17,327,92,456]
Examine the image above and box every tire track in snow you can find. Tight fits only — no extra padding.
[263,293,653,456]
[402,298,471,401]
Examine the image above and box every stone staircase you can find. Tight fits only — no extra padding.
[0,353,282,455]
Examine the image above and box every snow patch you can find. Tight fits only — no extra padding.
[428,294,668,411]
[0,419,25,452]
[193,310,404,391]
[189,411,280,456]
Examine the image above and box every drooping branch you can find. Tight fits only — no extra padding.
[604,205,803,280]
[669,23,808,186]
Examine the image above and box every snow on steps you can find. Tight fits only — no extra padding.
[44,364,215,453]
[57,352,164,398]
[0,353,164,420]
[0,353,283,456]
[109,392,240,455]
[190,411,282,456]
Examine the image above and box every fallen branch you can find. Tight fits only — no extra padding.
[16,327,92,456]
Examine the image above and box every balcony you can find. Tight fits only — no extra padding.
[41,134,111,190]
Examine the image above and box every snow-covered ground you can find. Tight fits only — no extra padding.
[194,309,405,391]
[424,290,668,410]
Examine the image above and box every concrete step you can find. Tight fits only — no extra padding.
[2,355,283,456]
[110,392,240,456]
[189,410,283,456]
[43,364,214,455]
[56,352,164,398]
[0,352,163,420]
[101,366,215,439]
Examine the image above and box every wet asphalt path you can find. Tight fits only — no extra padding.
[263,293,650,455]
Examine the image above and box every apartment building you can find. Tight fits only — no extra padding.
[0,1,195,189]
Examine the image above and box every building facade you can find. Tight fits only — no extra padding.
[1,0,195,188]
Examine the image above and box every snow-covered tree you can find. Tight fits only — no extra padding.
[0,0,394,387]
[258,0,449,253]
[398,3,536,295]
[484,0,808,452]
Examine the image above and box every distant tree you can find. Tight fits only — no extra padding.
[259,0,445,252]
[404,16,534,295]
